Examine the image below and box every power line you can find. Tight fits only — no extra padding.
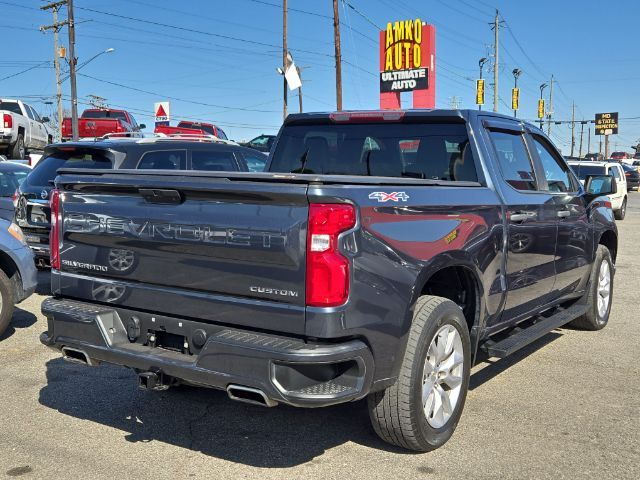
[341,0,381,30]
[0,61,51,82]
[77,72,282,113]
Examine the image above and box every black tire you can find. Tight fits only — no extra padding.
[614,197,626,220]
[10,133,25,160]
[0,269,16,338]
[570,245,613,331]
[367,296,471,451]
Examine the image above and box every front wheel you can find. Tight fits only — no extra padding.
[614,197,626,220]
[0,269,16,338]
[570,245,613,330]
[368,296,471,451]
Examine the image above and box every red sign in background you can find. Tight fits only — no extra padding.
[379,22,436,110]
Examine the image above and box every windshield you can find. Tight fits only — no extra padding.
[269,122,477,181]
[27,150,113,187]
[0,169,28,196]
[569,164,606,179]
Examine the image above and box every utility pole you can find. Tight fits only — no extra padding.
[332,0,343,111]
[578,121,585,158]
[282,0,288,120]
[491,10,502,113]
[40,0,68,142]
[587,123,591,156]
[547,74,554,136]
[605,135,610,159]
[67,0,79,141]
[570,102,576,157]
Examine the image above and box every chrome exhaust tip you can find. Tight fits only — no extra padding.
[227,384,278,407]
[61,347,95,366]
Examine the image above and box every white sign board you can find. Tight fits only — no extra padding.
[285,62,302,90]
[154,102,170,123]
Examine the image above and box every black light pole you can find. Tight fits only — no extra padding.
[512,68,521,118]
[478,57,488,111]
[539,83,548,130]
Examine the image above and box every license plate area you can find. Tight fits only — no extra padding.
[148,330,187,354]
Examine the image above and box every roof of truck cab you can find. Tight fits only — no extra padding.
[283,109,542,131]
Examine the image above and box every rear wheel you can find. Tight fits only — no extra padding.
[0,269,16,338]
[570,245,613,330]
[368,296,471,451]
[10,134,25,160]
[614,197,626,220]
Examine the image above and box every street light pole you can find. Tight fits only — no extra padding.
[512,68,521,118]
[478,57,487,111]
[539,83,548,130]
[60,48,115,83]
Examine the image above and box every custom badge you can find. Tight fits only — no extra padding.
[368,191,410,202]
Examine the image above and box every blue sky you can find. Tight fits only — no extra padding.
[2,0,639,152]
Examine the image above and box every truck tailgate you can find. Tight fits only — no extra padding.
[55,172,309,334]
[78,118,123,137]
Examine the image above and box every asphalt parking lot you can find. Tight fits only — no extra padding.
[1,200,639,480]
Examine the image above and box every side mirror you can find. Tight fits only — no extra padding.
[42,117,50,123]
[139,123,146,130]
[585,174,617,197]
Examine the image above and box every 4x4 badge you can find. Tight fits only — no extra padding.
[368,191,409,202]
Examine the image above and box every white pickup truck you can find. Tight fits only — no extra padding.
[0,98,51,160]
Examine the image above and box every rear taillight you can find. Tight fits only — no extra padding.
[306,204,356,307]
[50,189,61,270]
[3,114,12,129]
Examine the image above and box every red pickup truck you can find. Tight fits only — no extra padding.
[154,121,228,140]
[61,109,144,140]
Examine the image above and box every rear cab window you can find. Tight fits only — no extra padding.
[570,164,606,180]
[28,149,113,186]
[268,121,478,181]
[0,101,22,115]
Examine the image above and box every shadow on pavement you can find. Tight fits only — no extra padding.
[469,332,562,390]
[0,307,38,341]
[39,358,408,467]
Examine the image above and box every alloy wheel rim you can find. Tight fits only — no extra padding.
[422,324,464,429]
[597,260,611,318]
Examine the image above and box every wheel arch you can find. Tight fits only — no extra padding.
[0,249,23,301]
[598,229,618,263]
[412,252,484,339]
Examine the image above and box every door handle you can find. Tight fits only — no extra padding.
[509,211,536,223]
[557,210,570,218]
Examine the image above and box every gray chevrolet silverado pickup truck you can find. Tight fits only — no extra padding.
[41,110,618,451]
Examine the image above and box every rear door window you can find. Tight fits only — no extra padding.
[269,122,477,181]
[137,150,186,170]
[608,165,623,182]
[191,150,239,171]
[28,151,113,187]
[488,131,537,191]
